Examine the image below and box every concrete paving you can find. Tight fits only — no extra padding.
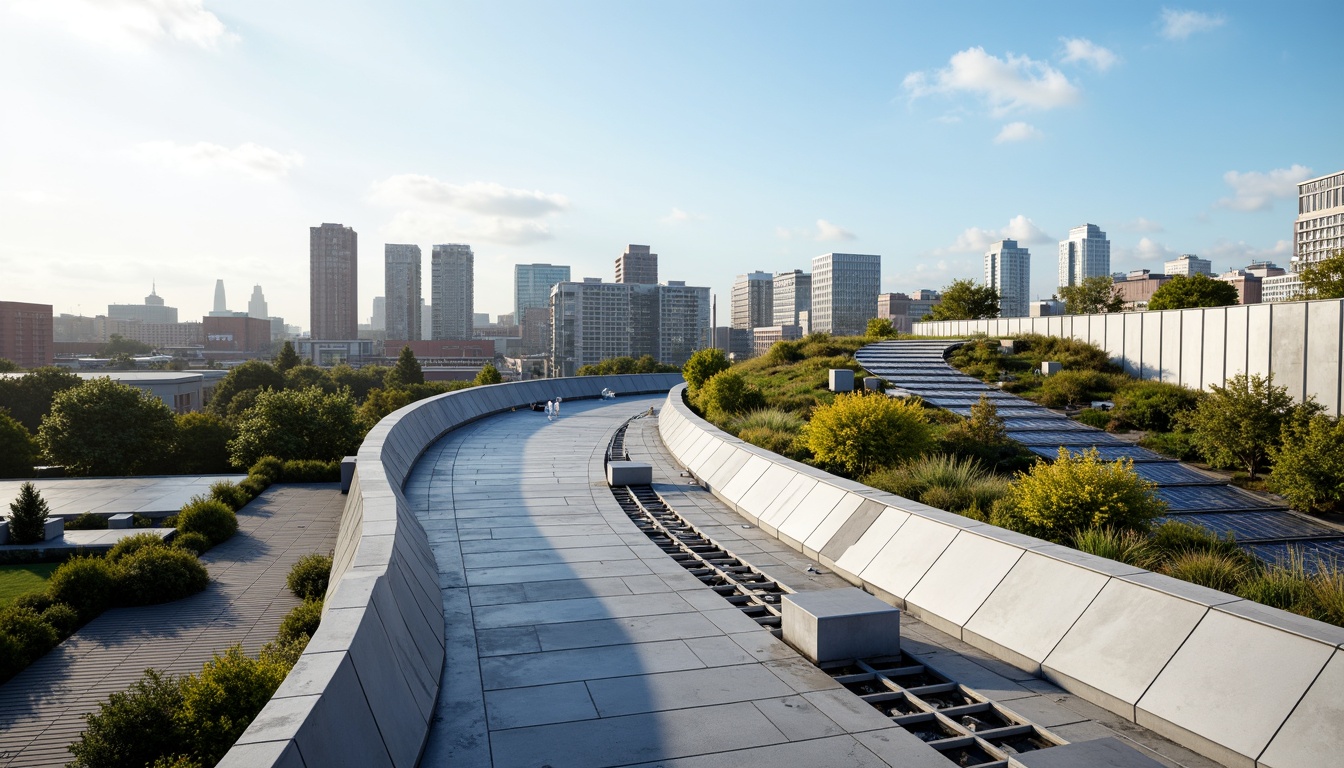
[0,475,247,519]
[0,484,341,768]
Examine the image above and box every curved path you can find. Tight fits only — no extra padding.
[0,484,342,768]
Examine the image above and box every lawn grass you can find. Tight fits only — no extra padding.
[0,563,58,607]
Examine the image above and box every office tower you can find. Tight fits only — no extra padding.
[420,300,432,340]
[431,243,474,339]
[730,272,774,330]
[248,285,268,319]
[1294,170,1343,272]
[1058,224,1111,288]
[985,240,1031,318]
[213,279,227,313]
[549,280,709,376]
[310,223,358,339]
[1164,254,1213,277]
[372,297,386,331]
[514,263,572,322]
[109,286,178,324]
[772,270,812,327]
[811,253,881,336]
[907,289,943,320]
[384,244,421,342]
[615,244,658,284]
[0,301,54,368]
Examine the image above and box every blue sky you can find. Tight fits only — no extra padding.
[2,1,1339,328]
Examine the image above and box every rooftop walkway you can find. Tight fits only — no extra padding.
[0,484,342,768]
[412,395,1219,767]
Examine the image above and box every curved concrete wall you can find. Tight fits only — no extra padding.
[219,373,684,768]
[660,384,1344,768]
[912,297,1344,417]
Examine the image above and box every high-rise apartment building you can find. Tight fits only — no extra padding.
[0,301,53,369]
[811,253,881,336]
[1058,224,1111,288]
[248,285,268,319]
[985,240,1031,318]
[730,272,774,330]
[431,244,474,339]
[1295,170,1344,271]
[310,223,358,339]
[384,244,422,342]
[615,245,658,284]
[109,286,178,324]
[772,270,812,327]
[550,280,709,376]
[372,297,386,331]
[1164,254,1212,277]
[515,264,572,322]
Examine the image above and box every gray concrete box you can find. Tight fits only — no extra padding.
[829,369,854,392]
[43,517,63,541]
[782,588,900,664]
[341,456,357,494]
[607,461,652,486]
[0,520,7,545]
[1040,361,1062,376]
[108,513,134,529]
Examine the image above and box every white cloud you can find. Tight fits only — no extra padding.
[1202,238,1291,268]
[369,174,568,218]
[1160,8,1226,40]
[904,47,1080,116]
[938,215,1052,254]
[993,122,1044,144]
[661,207,706,224]
[1123,217,1165,233]
[10,0,235,51]
[1215,164,1310,212]
[776,219,858,242]
[135,141,304,180]
[1059,38,1119,71]
[382,210,554,246]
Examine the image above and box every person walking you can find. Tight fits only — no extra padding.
[554,397,562,418]
[545,400,554,421]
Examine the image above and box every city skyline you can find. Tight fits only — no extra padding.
[2,3,1341,326]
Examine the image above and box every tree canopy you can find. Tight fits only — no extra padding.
[1180,373,1322,479]
[577,355,678,375]
[227,386,361,468]
[273,341,301,373]
[1298,250,1344,300]
[37,377,177,475]
[682,348,731,391]
[866,318,900,339]
[206,360,285,419]
[473,362,503,386]
[101,334,153,356]
[1059,276,1125,315]
[1146,273,1241,310]
[385,346,425,388]
[0,410,36,478]
[929,279,1000,321]
[0,366,82,431]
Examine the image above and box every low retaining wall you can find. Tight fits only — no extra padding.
[912,298,1344,417]
[660,383,1343,768]
[220,373,684,768]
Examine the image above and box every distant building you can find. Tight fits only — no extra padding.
[772,270,812,328]
[371,297,386,331]
[752,325,803,357]
[1113,270,1171,311]
[210,279,228,316]
[876,293,909,320]
[109,286,178,324]
[1263,272,1302,303]
[515,264,571,325]
[247,285,268,319]
[1217,269,1263,305]
[431,244,474,340]
[0,301,53,368]
[549,279,709,376]
[985,240,1031,318]
[1295,169,1344,272]
[310,223,358,339]
[730,271,774,332]
[296,339,375,367]
[1164,254,1212,277]
[1058,224,1111,288]
[907,290,943,321]
[615,245,658,285]
[811,253,881,336]
[384,244,422,344]
[420,300,432,341]
[203,315,273,354]
[384,339,495,360]
[1029,299,1066,317]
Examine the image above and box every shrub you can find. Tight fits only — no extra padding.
[64,512,108,530]
[118,546,209,606]
[209,480,251,512]
[695,371,766,424]
[937,396,1031,473]
[0,604,59,675]
[726,408,805,435]
[177,646,290,765]
[12,591,53,613]
[762,340,805,366]
[1268,414,1344,514]
[238,475,269,497]
[991,448,1165,541]
[133,514,154,528]
[1112,380,1202,432]
[805,393,934,477]
[68,669,187,768]
[0,409,36,478]
[227,386,361,469]
[1038,370,1121,408]
[1138,431,1201,462]
[863,454,1008,515]
[1309,567,1344,626]
[1071,527,1157,568]
[41,602,80,636]
[287,553,334,600]
[8,481,50,544]
[1238,556,1315,614]
[107,532,168,563]
[150,755,201,768]
[1073,408,1113,430]
[248,456,285,484]
[682,348,731,393]
[161,514,178,528]
[1162,550,1254,593]
[260,634,309,668]
[47,556,119,620]
[1148,520,1247,561]
[173,532,212,556]
[177,496,238,547]
[737,426,806,459]
[1180,372,1322,479]
[278,598,324,643]
[281,459,341,483]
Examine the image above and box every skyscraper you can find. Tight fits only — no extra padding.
[730,272,774,330]
[431,244,473,339]
[549,280,709,376]
[985,240,1031,318]
[1294,169,1343,271]
[615,245,658,284]
[1058,224,1111,288]
[515,263,572,322]
[212,279,227,314]
[811,253,881,336]
[772,270,811,327]
[372,297,386,331]
[310,223,358,339]
[248,285,268,319]
[384,244,422,342]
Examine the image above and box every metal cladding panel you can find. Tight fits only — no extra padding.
[1160,310,1183,384]
[1246,303,1273,380]
[1224,304,1250,378]
[1270,302,1308,403]
[1178,309,1204,389]
[1123,312,1144,377]
[1201,307,1226,391]
[1305,300,1343,416]
[1140,311,1163,380]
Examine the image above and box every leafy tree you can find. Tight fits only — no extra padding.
[1179,373,1322,479]
[7,481,50,544]
[682,348,731,392]
[1112,380,1202,432]
[929,279,1000,321]
[1298,250,1344,300]
[330,364,386,403]
[804,393,933,477]
[38,377,177,475]
[283,365,336,393]
[171,412,236,473]
[991,448,1166,540]
[579,356,636,375]
[938,395,1026,472]
[1059,276,1125,315]
[474,362,503,386]
[227,386,361,467]
[1147,273,1241,310]
[694,370,765,424]
[634,355,678,373]
[107,352,138,370]
[205,361,284,420]
[356,387,415,432]
[1268,414,1344,513]
[68,669,187,768]
[385,346,425,388]
[866,318,899,339]
[0,366,82,431]
[273,341,301,373]
[101,334,154,356]
[0,409,36,478]
[149,358,188,371]
[0,358,19,372]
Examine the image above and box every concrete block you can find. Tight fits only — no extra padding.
[829,369,854,392]
[1160,309,1182,383]
[1000,339,1018,353]
[1140,311,1162,379]
[1271,301,1307,403]
[108,513,134,529]
[863,376,883,391]
[1224,304,1250,378]
[339,456,357,495]
[1201,308,1226,390]
[1246,303,1272,379]
[1040,361,1062,376]
[43,517,64,541]
[1008,736,1165,767]
[0,520,6,544]
[606,461,652,486]
[1179,308,1203,389]
[782,588,901,664]
[1306,300,1343,416]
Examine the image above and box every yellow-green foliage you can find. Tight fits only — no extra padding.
[804,393,933,477]
[728,409,808,460]
[694,370,765,424]
[177,646,292,765]
[992,448,1165,540]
